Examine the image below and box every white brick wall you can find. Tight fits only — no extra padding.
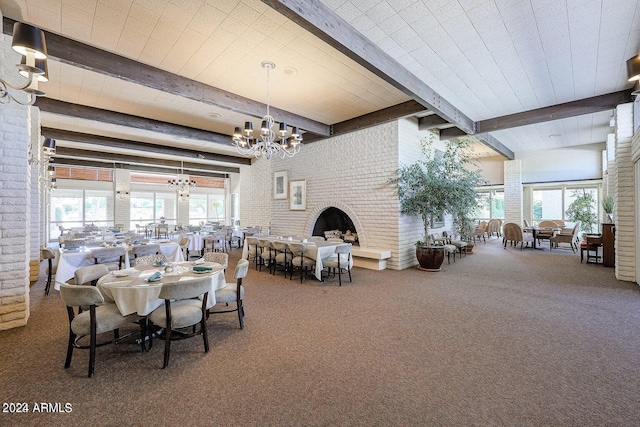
[238,118,441,270]
[615,103,635,282]
[0,33,31,330]
[504,160,523,225]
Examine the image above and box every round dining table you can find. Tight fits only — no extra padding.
[96,262,226,317]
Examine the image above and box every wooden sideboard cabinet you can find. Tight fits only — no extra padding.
[602,223,615,267]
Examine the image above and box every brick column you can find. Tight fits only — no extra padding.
[114,168,131,230]
[504,159,523,225]
[0,32,32,330]
[613,103,634,282]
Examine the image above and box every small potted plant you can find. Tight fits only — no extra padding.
[390,134,484,270]
[602,196,615,223]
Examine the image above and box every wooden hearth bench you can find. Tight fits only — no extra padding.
[351,248,391,270]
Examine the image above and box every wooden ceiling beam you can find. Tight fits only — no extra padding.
[36,98,236,146]
[54,147,240,175]
[477,90,633,133]
[262,0,476,135]
[2,16,330,137]
[475,133,514,160]
[41,127,250,167]
[418,114,451,130]
[438,127,468,140]
[331,100,427,136]
[52,157,228,178]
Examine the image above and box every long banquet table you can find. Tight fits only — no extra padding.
[54,241,185,290]
[96,262,226,316]
[241,236,349,280]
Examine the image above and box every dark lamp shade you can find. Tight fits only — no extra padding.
[627,55,640,82]
[11,22,47,59]
[243,121,253,132]
[42,137,55,151]
[19,57,48,82]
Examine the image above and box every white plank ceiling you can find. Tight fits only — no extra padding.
[1,0,639,164]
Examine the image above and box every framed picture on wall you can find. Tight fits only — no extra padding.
[273,170,288,199]
[289,180,306,211]
[430,213,445,229]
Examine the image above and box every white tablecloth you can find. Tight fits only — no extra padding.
[54,242,184,290]
[242,237,339,280]
[97,263,226,316]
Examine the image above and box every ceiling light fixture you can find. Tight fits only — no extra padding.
[168,161,196,192]
[232,61,303,159]
[0,22,48,106]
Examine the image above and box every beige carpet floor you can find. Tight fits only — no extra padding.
[1,238,639,426]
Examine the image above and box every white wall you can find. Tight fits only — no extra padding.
[517,143,604,183]
[476,157,505,185]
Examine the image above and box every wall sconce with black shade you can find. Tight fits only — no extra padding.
[627,55,640,82]
[116,190,129,200]
[28,137,56,165]
[0,22,49,106]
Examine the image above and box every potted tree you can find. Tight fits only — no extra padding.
[565,189,598,234]
[390,134,484,271]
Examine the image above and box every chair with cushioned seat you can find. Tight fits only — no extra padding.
[208,259,249,329]
[132,254,169,267]
[59,283,137,377]
[322,243,353,286]
[131,244,160,259]
[258,238,275,273]
[74,264,110,286]
[271,240,291,277]
[288,242,316,283]
[203,252,229,274]
[91,246,126,271]
[147,276,211,368]
[41,247,57,295]
[502,222,535,250]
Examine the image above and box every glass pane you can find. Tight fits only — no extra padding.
[155,192,176,222]
[189,195,207,225]
[532,189,563,221]
[85,190,113,223]
[474,192,490,219]
[209,194,225,223]
[491,192,504,219]
[564,188,598,233]
[130,192,155,224]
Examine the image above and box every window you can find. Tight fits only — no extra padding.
[189,193,225,225]
[50,189,114,240]
[532,186,599,228]
[474,191,504,220]
[130,191,177,230]
[533,189,563,221]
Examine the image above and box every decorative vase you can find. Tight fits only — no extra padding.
[466,242,475,254]
[415,244,445,271]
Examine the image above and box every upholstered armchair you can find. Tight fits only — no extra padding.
[550,220,581,252]
[502,223,534,250]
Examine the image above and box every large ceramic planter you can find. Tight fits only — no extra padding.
[415,245,445,271]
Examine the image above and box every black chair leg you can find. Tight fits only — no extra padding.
[65,330,75,369]
[163,326,172,369]
[45,259,52,296]
[238,300,244,329]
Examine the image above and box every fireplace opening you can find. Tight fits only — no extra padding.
[312,207,358,245]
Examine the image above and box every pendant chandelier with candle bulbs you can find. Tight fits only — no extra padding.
[232,61,303,159]
[168,161,196,192]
